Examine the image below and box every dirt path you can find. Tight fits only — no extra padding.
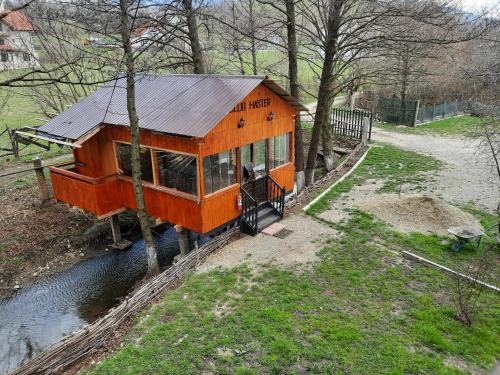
[198,214,338,273]
[372,127,499,212]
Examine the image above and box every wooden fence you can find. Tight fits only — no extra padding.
[0,125,51,158]
[331,108,373,142]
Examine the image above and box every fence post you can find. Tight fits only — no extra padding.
[431,104,435,122]
[33,157,50,205]
[6,127,19,158]
[412,100,419,127]
[368,113,373,142]
[361,117,369,146]
[443,101,447,118]
[420,104,425,124]
[454,99,458,116]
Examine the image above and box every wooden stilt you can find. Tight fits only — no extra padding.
[175,224,189,257]
[109,214,131,250]
[110,214,121,243]
[33,158,50,204]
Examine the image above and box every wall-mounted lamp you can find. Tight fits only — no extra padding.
[267,111,274,121]
[238,117,246,128]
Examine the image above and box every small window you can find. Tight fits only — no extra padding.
[0,39,4,45]
[23,52,30,62]
[155,150,197,196]
[270,133,290,169]
[1,52,8,62]
[116,143,154,183]
[203,149,237,195]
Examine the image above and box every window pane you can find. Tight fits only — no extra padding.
[270,133,290,169]
[204,149,237,195]
[156,151,197,195]
[116,143,154,183]
[241,144,251,179]
[254,140,266,178]
[229,149,237,185]
[117,143,133,177]
[203,156,213,195]
[140,147,154,183]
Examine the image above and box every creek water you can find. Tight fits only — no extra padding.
[0,227,204,374]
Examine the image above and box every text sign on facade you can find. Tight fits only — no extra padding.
[230,98,271,113]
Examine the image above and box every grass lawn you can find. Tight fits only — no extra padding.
[0,89,70,168]
[86,210,499,374]
[86,143,498,375]
[375,116,481,137]
[305,145,443,216]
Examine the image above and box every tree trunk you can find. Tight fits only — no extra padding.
[249,0,258,75]
[400,47,410,124]
[183,0,206,74]
[285,0,303,173]
[119,0,159,277]
[305,1,343,184]
[231,1,245,75]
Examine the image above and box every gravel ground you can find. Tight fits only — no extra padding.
[198,214,338,272]
[372,127,499,212]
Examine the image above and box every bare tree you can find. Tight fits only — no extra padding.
[119,0,160,276]
[454,245,497,326]
[181,0,206,73]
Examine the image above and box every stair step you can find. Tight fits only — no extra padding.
[257,204,281,231]
[258,212,281,231]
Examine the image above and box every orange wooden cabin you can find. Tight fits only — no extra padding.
[38,75,306,235]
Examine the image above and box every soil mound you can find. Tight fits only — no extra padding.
[359,194,482,236]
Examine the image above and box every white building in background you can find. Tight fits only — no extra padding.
[0,0,38,70]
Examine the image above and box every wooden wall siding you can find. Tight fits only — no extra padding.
[200,85,297,157]
[201,184,240,233]
[50,169,122,217]
[74,125,200,178]
[269,163,294,192]
[118,179,204,233]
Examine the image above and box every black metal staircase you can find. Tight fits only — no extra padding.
[240,176,285,236]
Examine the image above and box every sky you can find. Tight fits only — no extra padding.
[460,0,499,15]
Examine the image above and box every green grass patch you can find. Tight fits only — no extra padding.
[0,88,71,168]
[329,209,500,288]
[86,212,499,375]
[306,145,442,215]
[376,116,481,136]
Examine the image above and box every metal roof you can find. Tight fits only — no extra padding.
[38,74,307,141]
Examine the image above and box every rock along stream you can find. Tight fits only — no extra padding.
[0,227,206,374]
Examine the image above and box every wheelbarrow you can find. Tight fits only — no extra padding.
[447,226,485,252]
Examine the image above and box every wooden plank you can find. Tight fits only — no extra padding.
[14,131,81,148]
[402,251,499,293]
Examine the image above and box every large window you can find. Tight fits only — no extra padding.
[116,143,154,183]
[204,149,237,194]
[1,52,8,62]
[155,150,197,196]
[270,133,290,169]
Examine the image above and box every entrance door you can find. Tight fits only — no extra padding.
[241,140,267,184]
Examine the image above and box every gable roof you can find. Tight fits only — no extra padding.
[38,74,307,141]
[0,10,33,31]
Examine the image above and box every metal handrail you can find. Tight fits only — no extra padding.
[267,175,285,218]
[240,185,258,234]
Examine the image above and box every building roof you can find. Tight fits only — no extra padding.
[0,44,19,51]
[130,23,153,38]
[0,10,34,31]
[38,74,307,141]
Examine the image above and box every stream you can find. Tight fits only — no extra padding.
[0,226,205,374]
